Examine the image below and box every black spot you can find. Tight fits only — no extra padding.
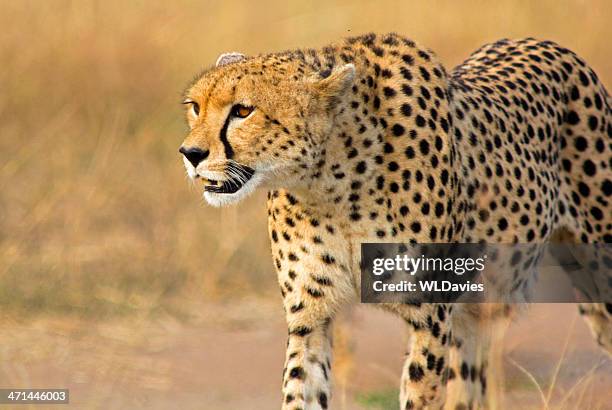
[566,111,580,125]
[356,161,367,174]
[419,66,430,81]
[579,70,590,86]
[590,206,603,220]
[427,353,436,370]
[395,65,411,80]
[402,54,415,65]
[570,85,580,100]
[461,362,469,380]
[401,103,413,117]
[405,146,416,159]
[602,179,612,196]
[408,363,425,382]
[289,367,304,379]
[305,287,324,298]
[373,96,381,110]
[437,305,446,321]
[432,322,441,337]
[415,115,426,127]
[583,160,596,176]
[321,254,335,264]
[392,124,405,136]
[574,136,588,151]
[419,140,430,155]
[318,392,328,409]
[383,87,397,98]
[388,161,399,171]
[290,302,304,313]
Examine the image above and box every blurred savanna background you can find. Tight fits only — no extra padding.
[0,0,611,408]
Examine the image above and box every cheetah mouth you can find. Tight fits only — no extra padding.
[202,163,255,194]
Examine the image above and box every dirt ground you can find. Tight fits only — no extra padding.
[1,302,610,410]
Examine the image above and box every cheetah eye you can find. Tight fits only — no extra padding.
[183,100,200,117]
[231,104,254,119]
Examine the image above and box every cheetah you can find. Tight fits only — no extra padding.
[179,33,611,409]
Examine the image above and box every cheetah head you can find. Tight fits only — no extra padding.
[180,52,355,207]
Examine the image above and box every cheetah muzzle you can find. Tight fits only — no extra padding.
[202,162,255,194]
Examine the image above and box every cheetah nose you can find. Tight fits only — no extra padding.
[179,146,210,168]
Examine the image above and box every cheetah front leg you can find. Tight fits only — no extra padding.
[282,319,334,410]
[279,266,354,410]
[444,319,490,410]
[399,304,453,409]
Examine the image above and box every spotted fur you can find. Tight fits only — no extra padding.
[180,33,611,409]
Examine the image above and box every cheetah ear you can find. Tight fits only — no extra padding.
[215,52,246,67]
[312,64,356,110]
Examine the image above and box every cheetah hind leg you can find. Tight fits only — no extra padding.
[579,303,612,356]
[549,231,612,356]
[443,304,502,410]
[399,303,454,409]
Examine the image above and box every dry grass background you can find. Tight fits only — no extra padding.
[0,1,611,408]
